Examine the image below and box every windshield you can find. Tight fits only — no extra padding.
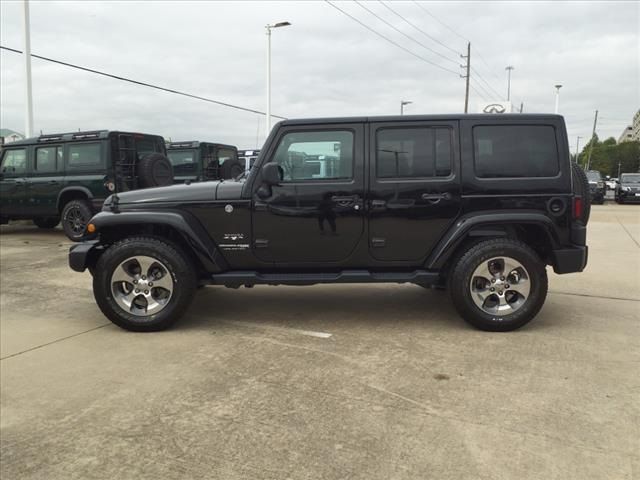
[621,173,640,183]
[586,171,601,181]
[168,149,197,175]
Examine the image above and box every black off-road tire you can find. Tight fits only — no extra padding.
[93,236,196,332]
[449,239,548,332]
[571,162,591,224]
[33,217,60,229]
[61,199,93,241]
[221,160,244,179]
[137,153,174,188]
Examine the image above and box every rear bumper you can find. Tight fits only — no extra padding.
[69,240,102,272]
[552,246,588,274]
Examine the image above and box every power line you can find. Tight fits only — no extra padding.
[469,77,493,100]
[324,1,460,76]
[378,1,461,58]
[469,83,489,102]
[0,45,287,120]
[356,0,459,66]
[470,66,503,99]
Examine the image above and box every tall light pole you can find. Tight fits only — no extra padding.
[22,0,34,138]
[575,136,582,164]
[400,100,412,115]
[505,65,514,101]
[554,84,563,114]
[265,21,291,139]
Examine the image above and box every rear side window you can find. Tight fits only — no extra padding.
[376,127,452,178]
[473,125,559,178]
[35,146,62,173]
[0,149,27,174]
[67,143,103,170]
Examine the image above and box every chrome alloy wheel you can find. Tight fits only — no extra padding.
[110,256,174,316]
[469,256,531,316]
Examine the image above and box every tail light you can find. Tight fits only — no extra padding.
[573,196,583,220]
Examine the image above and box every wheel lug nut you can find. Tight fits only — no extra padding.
[490,287,495,292]
[133,280,138,284]
[141,276,146,280]
[506,284,510,288]
[491,279,496,283]
[135,289,140,293]
[144,290,149,294]
[500,277,505,281]
[149,282,153,286]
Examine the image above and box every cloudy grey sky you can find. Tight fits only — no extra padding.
[1,0,638,149]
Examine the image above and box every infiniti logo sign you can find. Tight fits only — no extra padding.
[483,103,507,114]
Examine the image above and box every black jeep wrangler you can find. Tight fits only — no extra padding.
[585,170,605,204]
[167,141,245,183]
[69,114,589,332]
[0,130,173,240]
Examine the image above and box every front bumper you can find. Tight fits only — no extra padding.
[69,240,102,272]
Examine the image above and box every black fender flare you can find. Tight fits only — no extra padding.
[56,186,94,210]
[426,211,561,269]
[89,210,228,273]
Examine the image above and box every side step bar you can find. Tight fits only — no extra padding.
[210,269,440,288]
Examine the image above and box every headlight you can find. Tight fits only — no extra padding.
[623,186,631,192]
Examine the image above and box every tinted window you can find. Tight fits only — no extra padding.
[621,173,640,183]
[376,127,452,178]
[168,150,196,174]
[135,139,156,155]
[473,125,559,178]
[1,149,27,174]
[35,146,62,173]
[217,148,236,164]
[586,171,602,181]
[273,130,353,181]
[67,143,103,170]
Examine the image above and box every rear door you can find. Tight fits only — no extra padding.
[368,120,461,261]
[0,147,29,217]
[26,144,64,215]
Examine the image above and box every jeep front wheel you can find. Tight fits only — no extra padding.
[93,237,196,331]
[61,199,93,241]
[449,239,548,332]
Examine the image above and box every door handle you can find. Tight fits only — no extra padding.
[371,199,387,209]
[49,180,59,185]
[331,195,357,204]
[421,192,451,203]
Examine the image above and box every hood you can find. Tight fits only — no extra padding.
[103,179,245,207]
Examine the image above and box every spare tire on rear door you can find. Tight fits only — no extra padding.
[571,162,591,225]
[220,159,244,179]
[137,153,174,188]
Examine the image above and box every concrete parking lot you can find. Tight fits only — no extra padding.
[1,204,639,480]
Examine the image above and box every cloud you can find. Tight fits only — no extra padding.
[1,0,638,148]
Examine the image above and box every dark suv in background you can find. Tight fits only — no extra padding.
[167,141,245,183]
[0,130,173,240]
[70,114,589,333]
[615,172,640,203]
[585,170,605,204]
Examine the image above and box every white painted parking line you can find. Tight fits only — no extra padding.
[221,320,333,339]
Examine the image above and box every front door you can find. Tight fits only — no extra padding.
[252,124,365,264]
[0,147,29,218]
[368,121,461,262]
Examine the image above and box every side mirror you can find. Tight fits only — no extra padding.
[261,162,282,186]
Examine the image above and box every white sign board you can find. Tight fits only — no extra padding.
[478,101,514,114]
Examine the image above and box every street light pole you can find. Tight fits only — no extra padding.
[265,21,291,139]
[554,84,563,114]
[22,0,34,138]
[400,100,412,115]
[505,65,514,101]
[575,136,582,164]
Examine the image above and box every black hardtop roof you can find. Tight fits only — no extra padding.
[167,141,237,150]
[278,113,565,126]
[7,130,164,146]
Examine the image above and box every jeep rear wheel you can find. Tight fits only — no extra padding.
[93,237,196,331]
[449,239,548,332]
[61,199,93,241]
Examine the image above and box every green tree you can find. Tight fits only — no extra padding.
[583,139,640,177]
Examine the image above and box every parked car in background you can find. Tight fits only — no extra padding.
[237,149,261,173]
[167,142,244,183]
[585,170,605,204]
[615,173,640,204]
[0,130,172,240]
[70,114,589,333]
[605,176,617,191]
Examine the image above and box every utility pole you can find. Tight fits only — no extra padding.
[505,66,514,101]
[22,0,34,138]
[265,21,291,140]
[400,100,412,115]
[586,110,598,170]
[575,136,582,164]
[554,84,562,114]
[461,42,470,113]
[519,102,523,113]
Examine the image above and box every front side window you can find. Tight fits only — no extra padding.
[1,149,27,174]
[217,148,236,164]
[376,127,452,178]
[473,125,559,178]
[67,143,103,170]
[272,130,353,181]
[35,146,61,173]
